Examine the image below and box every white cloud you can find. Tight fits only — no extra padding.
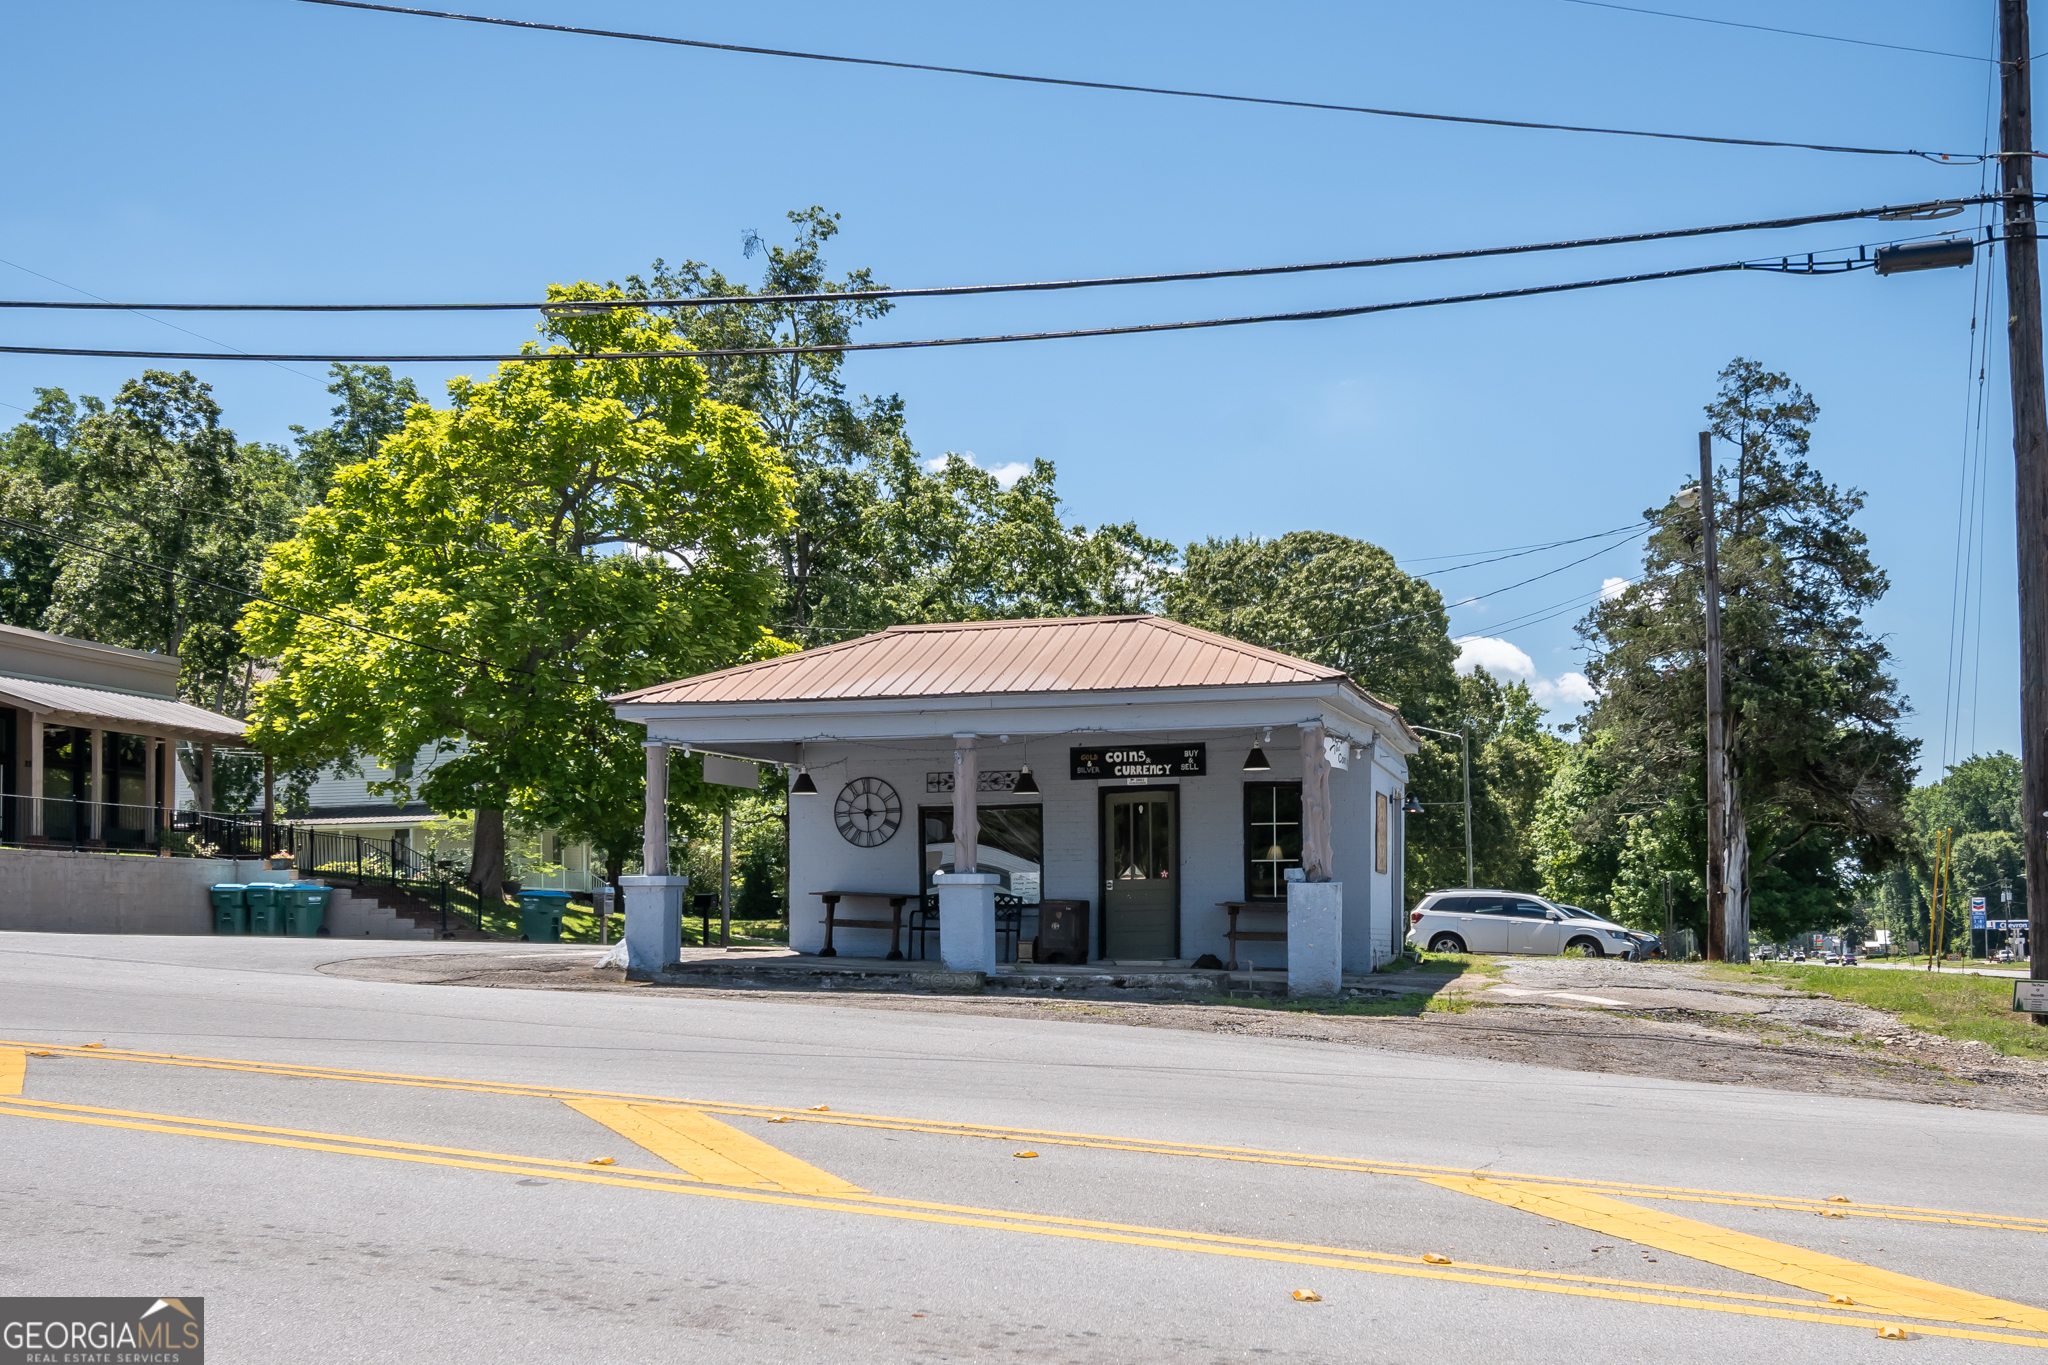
[1454,636,1533,683]
[1600,576,1629,602]
[926,451,1030,489]
[1455,636,1598,719]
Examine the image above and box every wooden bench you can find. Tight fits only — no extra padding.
[1218,901,1287,970]
[812,891,914,960]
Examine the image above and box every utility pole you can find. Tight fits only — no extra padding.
[720,804,733,951]
[1701,429,1728,962]
[1461,721,1474,888]
[2002,0,2048,1022]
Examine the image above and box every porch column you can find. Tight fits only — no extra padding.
[88,727,104,840]
[142,734,158,844]
[262,752,275,855]
[199,742,215,817]
[952,734,978,872]
[620,741,685,975]
[26,712,41,838]
[1288,723,1342,997]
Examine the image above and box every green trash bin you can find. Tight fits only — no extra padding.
[210,883,249,935]
[284,885,331,937]
[245,882,288,936]
[517,889,571,943]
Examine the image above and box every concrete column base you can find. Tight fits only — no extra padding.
[933,871,1001,972]
[620,874,689,975]
[1288,881,1343,997]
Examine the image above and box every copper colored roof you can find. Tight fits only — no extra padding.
[615,615,1355,707]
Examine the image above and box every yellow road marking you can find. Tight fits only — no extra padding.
[563,1101,865,1195]
[1428,1177,2048,1335]
[9,1038,2046,1235]
[0,1047,22,1096]
[1,1098,2043,1350]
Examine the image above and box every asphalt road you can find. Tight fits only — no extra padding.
[2,931,2044,1363]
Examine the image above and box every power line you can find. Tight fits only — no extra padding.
[0,195,2005,315]
[1554,0,1994,63]
[1409,522,1648,576]
[0,255,1881,366]
[290,0,1994,162]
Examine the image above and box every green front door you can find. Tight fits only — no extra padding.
[1103,788,1178,959]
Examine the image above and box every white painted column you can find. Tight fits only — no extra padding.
[199,742,215,817]
[1292,723,1342,995]
[88,728,104,839]
[142,735,157,842]
[951,734,978,872]
[935,871,1001,972]
[621,741,685,974]
[26,713,41,838]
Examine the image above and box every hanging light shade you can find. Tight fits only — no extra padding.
[789,767,818,795]
[1265,843,1284,861]
[1402,791,1425,816]
[1242,746,1270,772]
[1013,764,1040,794]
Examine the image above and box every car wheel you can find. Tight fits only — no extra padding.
[1428,933,1466,954]
[1566,936,1604,957]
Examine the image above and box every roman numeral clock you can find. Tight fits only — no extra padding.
[833,777,902,848]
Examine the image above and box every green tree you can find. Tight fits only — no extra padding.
[1573,359,1916,951]
[290,364,423,499]
[1162,530,1524,897]
[244,292,793,901]
[0,387,95,628]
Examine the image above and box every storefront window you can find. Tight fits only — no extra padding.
[1243,782,1302,900]
[920,804,1043,903]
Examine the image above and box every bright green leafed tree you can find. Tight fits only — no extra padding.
[243,294,793,901]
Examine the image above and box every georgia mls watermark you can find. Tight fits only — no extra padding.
[1,1297,203,1365]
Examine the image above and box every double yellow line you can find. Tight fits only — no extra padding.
[3,1092,2043,1350]
[9,1039,2042,1236]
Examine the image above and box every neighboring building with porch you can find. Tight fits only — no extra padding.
[611,614,1417,989]
[0,623,247,846]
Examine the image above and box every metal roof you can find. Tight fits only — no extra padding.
[615,615,1362,706]
[0,675,248,742]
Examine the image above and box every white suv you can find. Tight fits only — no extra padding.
[1408,890,1639,958]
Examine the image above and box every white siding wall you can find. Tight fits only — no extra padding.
[786,729,1403,967]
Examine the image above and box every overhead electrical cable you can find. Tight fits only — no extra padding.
[0,195,2006,315]
[1554,0,1994,63]
[288,0,1995,162]
[1407,521,1648,576]
[0,255,1913,366]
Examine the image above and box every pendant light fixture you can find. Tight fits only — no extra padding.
[789,743,818,795]
[1242,726,1272,772]
[1013,734,1040,793]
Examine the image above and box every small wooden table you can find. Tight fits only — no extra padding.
[1218,901,1287,970]
[812,891,915,960]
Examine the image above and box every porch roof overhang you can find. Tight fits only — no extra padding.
[0,675,247,744]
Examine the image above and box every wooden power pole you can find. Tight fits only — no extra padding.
[2002,0,2048,1022]
[1701,429,1728,962]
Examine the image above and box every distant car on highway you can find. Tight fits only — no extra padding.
[1408,890,1640,958]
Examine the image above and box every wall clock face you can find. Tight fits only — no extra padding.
[834,777,902,848]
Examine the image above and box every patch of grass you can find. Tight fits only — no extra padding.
[1199,989,1474,1017]
[1714,962,2048,1060]
[548,910,789,947]
[1378,951,1505,979]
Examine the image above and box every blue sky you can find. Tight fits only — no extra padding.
[0,1,2021,777]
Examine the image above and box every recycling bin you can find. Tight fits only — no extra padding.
[244,882,287,936]
[284,884,331,937]
[210,884,249,935]
[518,889,571,943]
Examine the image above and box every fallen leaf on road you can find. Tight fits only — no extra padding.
[766,1117,793,1123]
[810,1105,830,1112]
[1292,1290,1321,1302]
[1827,1195,1851,1203]
[1422,1254,1452,1265]
[80,1043,103,1049]
[28,1051,50,1057]
[1829,1295,1855,1305]
[1014,1152,1039,1159]
[1821,1211,1844,1219]
[1877,1325,1908,1340]
[586,1157,616,1166]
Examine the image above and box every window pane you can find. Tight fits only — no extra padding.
[1148,800,1170,878]
[1243,782,1303,901]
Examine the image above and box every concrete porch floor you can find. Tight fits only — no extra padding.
[643,947,1397,997]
